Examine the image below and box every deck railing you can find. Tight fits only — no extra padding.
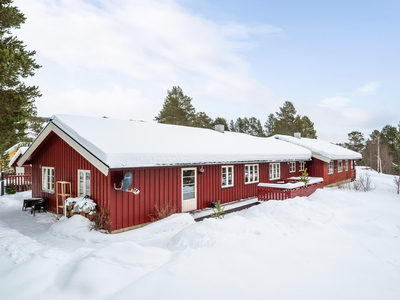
[3,173,32,192]
[258,177,324,201]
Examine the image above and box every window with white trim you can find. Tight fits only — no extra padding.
[345,160,348,172]
[289,162,296,173]
[222,166,234,188]
[78,170,91,197]
[245,164,259,184]
[328,161,334,175]
[351,160,354,169]
[42,167,54,193]
[269,163,280,180]
[338,160,343,173]
[299,161,306,172]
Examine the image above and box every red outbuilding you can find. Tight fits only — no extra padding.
[274,134,362,186]
[18,115,316,232]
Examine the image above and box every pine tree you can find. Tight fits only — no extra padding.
[155,86,196,126]
[194,111,213,129]
[300,116,317,138]
[346,131,365,153]
[274,101,297,135]
[0,0,41,156]
[264,101,317,138]
[264,113,276,137]
[247,117,265,137]
[229,119,235,132]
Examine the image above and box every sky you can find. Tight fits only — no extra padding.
[14,0,400,142]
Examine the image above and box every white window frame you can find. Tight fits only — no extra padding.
[269,163,281,181]
[289,162,296,173]
[245,164,259,184]
[345,160,348,172]
[328,161,334,175]
[338,160,343,173]
[351,160,354,169]
[42,166,55,193]
[222,165,234,188]
[299,161,306,172]
[78,169,91,197]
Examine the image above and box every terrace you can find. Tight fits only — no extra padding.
[258,177,324,201]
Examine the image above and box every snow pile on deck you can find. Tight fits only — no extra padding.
[0,167,399,300]
[275,134,362,160]
[258,176,323,189]
[50,114,311,168]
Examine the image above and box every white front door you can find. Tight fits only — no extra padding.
[182,168,197,212]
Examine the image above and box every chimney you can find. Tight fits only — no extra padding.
[294,132,301,138]
[214,124,225,133]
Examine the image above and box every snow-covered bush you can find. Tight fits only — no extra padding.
[353,172,375,192]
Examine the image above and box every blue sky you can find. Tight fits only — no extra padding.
[15,0,400,142]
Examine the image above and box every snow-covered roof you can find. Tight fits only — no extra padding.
[274,135,362,162]
[19,115,312,175]
[8,147,28,167]
[4,142,29,155]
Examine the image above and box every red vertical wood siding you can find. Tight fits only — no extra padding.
[30,133,109,216]
[307,158,354,186]
[108,162,295,230]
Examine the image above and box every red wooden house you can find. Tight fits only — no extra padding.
[18,115,314,232]
[274,134,362,186]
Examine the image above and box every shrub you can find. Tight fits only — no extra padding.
[149,202,177,222]
[353,172,375,192]
[211,201,226,219]
[90,205,112,232]
[5,184,17,194]
[299,168,310,187]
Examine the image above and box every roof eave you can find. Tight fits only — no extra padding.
[18,122,110,176]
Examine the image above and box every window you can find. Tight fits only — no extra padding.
[289,162,296,173]
[351,160,354,169]
[299,161,306,172]
[222,166,234,188]
[345,160,348,172]
[328,161,334,175]
[42,167,54,193]
[338,160,343,173]
[245,164,259,184]
[78,170,91,197]
[269,163,280,180]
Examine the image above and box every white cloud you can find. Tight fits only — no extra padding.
[355,82,381,95]
[15,0,283,119]
[318,96,350,108]
[37,85,157,121]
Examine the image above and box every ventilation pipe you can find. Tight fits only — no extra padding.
[214,124,225,133]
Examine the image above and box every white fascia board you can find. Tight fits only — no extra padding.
[18,123,109,176]
[311,152,331,163]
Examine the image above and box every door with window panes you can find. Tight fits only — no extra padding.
[182,168,197,212]
[78,170,90,197]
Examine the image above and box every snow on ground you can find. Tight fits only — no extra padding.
[0,167,399,300]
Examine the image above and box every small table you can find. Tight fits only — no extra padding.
[22,198,43,211]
